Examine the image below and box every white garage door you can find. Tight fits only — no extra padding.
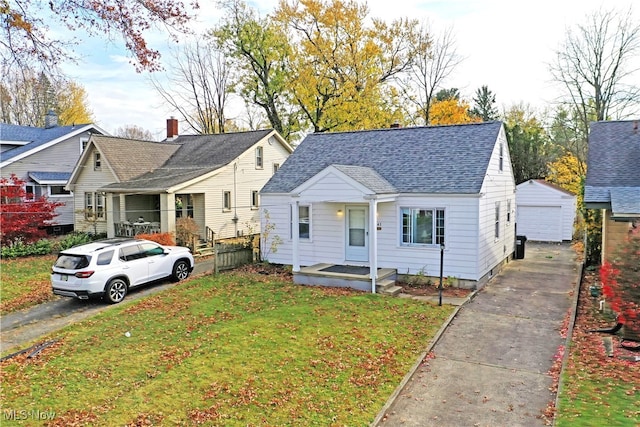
[517,205,562,242]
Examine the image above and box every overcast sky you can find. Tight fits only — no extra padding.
[59,0,637,140]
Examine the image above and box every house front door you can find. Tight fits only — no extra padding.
[345,206,368,262]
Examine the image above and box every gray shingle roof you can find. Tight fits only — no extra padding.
[0,123,97,162]
[332,165,397,193]
[91,135,180,182]
[262,121,503,194]
[28,171,71,183]
[610,187,640,215]
[584,120,640,214]
[100,130,274,192]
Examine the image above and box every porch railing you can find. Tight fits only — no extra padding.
[114,221,161,237]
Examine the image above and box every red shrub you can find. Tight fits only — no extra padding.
[135,232,176,246]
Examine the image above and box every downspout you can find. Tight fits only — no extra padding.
[292,199,300,272]
[369,198,378,293]
[233,162,238,235]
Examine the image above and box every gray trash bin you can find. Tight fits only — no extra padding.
[515,235,527,259]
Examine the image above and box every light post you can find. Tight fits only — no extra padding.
[438,243,445,306]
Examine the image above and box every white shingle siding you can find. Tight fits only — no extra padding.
[515,180,577,242]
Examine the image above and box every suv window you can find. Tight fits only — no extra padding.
[119,245,144,262]
[54,254,91,270]
[140,243,164,257]
[96,250,115,265]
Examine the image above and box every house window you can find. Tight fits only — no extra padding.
[499,143,504,172]
[223,191,231,211]
[273,163,280,174]
[495,202,500,239]
[84,192,105,220]
[251,190,259,209]
[94,152,101,170]
[80,138,89,153]
[255,146,263,169]
[298,205,310,239]
[401,208,445,245]
[506,200,512,223]
[49,185,71,197]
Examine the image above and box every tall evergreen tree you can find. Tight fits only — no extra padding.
[470,85,498,121]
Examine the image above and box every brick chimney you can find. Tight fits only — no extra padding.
[166,117,179,139]
[44,110,58,128]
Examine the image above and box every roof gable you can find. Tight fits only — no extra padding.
[262,121,503,194]
[516,179,576,197]
[0,123,106,167]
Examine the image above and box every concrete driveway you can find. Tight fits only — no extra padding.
[376,242,580,427]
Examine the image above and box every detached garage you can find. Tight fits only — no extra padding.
[515,179,577,242]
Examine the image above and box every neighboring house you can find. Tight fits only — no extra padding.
[584,120,640,263]
[66,121,293,243]
[260,121,516,292]
[515,179,576,242]
[0,111,106,234]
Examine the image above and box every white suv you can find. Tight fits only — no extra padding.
[51,238,195,304]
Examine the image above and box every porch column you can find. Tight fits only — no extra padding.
[369,198,378,294]
[160,193,176,235]
[105,193,115,238]
[292,200,300,272]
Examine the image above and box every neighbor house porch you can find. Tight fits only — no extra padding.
[106,192,205,238]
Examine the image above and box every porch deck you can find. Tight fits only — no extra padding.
[294,263,401,295]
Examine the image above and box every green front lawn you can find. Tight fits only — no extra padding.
[1,268,454,425]
[0,255,57,314]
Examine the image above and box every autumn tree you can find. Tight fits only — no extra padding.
[503,104,554,184]
[470,85,499,121]
[547,107,588,176]
[429,98,479,126]
[1,0,198,73]
[152,39,231,134]
[275,0,418,132]
[0,68,93,126]
[115,125,155,141]
[0,174,63,245]
[213,0,300,140]
[401,24,461,126]
[550,8,640,138]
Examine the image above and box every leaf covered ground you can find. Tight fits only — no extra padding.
[555,268,640,426]
[1,265,454,426]
[0,255,57,314]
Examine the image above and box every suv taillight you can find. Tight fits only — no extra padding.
[75,271,95,278]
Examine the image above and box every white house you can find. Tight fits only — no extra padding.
[0,112,106,234]
[260,121,516,292]
[515,179,576,242]
[67,120,292,247]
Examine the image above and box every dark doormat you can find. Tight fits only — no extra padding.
[320,265,372,275]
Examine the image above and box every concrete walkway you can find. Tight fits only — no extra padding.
[375,242,580,427]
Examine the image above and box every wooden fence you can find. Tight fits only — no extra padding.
[213,241,255,272]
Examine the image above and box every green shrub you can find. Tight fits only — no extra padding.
[1,239,52,258]
[54,232,95,252]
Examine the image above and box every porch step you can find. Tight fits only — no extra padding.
[376,278,402,296]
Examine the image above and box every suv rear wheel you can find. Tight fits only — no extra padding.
[105,278,128,304]
[172,260,190,282]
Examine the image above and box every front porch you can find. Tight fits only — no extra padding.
[294,264,401,295]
